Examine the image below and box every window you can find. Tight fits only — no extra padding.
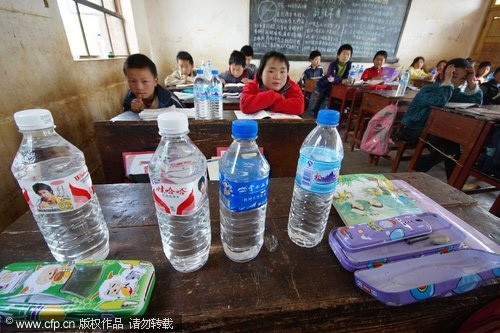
[58,0,129,60]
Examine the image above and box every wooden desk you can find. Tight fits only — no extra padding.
[350,89,417,150]
[1,173,498,331]
[95,111,315,183]
[408,106,500,215]
[411,79,434,88]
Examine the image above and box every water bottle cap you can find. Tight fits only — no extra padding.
[196,69,203,74]
[157,112,188,134]
[14,109,54,131]
[317,110,339,126]
[211,70,218,75]
[232,120,258,139]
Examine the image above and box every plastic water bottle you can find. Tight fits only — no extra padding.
[288,110,343,248]
[11,109,109,261]
[194,69,210,119]
[209,70,223,119]
[149,112,211,273]
[486,72,494,81]
[396,69,410,96]
[357,65,364,80]
[348,68,356,84]
[219,120,270,262]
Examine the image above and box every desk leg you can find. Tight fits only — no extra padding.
[350,109,363,151]
[450,122,491,190]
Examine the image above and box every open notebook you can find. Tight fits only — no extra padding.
[139,105,196,120]
[234,110,301,120]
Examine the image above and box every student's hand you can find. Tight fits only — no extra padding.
[241,78,250,84]
[221,79,226,85]
[341,79,350,85]
[181,74,187,84]
[131,93,145,113]
[327,76,334,83]
[443,65,455,83]
[466,67,477,90]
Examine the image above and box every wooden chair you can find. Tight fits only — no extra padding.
[303,79,317,111]
[370,138,418,173]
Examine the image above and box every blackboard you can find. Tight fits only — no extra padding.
[249,0,412,62]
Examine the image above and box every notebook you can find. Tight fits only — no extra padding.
[138,106,196,120]
[234,110,301,120]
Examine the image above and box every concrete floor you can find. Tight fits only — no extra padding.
[339,139,498,214]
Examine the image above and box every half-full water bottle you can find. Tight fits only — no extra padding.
[288,110,343,248]
[209,70,223,119]
[149,112,211,273]
[11,109,109,261]
[219,120,270,262]
[396,69,410,96]
[194,69,210,119]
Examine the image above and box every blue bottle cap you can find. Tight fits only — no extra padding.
[211,70,219,75]
[317,110,339,126]
[232,120,258,139]
[196,69,203,74]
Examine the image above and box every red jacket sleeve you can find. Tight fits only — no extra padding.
[269,80,304,115]
[361,69,371,81]
[240,81,278,114]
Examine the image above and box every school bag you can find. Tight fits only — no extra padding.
[360,104,398,156]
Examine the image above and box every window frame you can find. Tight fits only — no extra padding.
[72,0,130,59]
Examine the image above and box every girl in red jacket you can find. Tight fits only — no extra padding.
[240,51,304,115]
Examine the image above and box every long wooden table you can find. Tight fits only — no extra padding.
[408,106,500,216]
[95,111,315,183]
[1,173,498,331]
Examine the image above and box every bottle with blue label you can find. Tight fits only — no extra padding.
[209,70,223,119]
[194,69,210,119]
[219,120,270,262]
[396,69,410,96]
[288,110,343,248]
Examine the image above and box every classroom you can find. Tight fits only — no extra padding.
[0,0,499,331]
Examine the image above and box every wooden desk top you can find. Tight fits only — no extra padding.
[364,89,418,99]
[432,105,500,122]
[109,111,313,122]
[2,173,498,331]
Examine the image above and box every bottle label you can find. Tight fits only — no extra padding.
[152,174,207,216]
[219,174,268,213]
[194,86,208,101]
[295,154,341,194]
[208,86,222,101]
[18,166,95,214]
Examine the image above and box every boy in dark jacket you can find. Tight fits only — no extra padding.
[480,67,499,105]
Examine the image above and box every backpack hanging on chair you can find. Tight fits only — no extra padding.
[360,104,398,156]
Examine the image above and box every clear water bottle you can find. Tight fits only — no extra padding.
[11,109,109,261]
[219,120,270,262]
[288,110,343,248]
[149,112,211,272]
[357,65,364,80]
[209,70,223,119]
[194,69,210,119]
[396,69,410,96]
[486,72,494,81]
[348,68,356,84]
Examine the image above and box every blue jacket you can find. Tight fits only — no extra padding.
[123,85,184,111]
[298,65,324,86]
[316,59,352,93]
[402,82,483,130]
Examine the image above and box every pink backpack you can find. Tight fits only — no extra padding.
[360,104,397,156]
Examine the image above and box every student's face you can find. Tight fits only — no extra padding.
[262,57,288,92]
[245,56,252,66]
[437,62,446,73]
[450,67,468,88]
[126,68,158,100]
[338,50,351,63]
[230,64,245,77]
[479,66,491,77]
[414,59,424,69]
[37,190,54,202]
[373,55,385,69]
[177,60,193,76]
[311,56,321,67]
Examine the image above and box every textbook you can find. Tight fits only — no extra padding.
[224,83,245,89]
[139,106,196,120]
[234,110,301,120]
[445,102,479,109]
[173,91,194,101]
[332,174,422,226]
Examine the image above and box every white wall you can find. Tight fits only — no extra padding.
[133,0,489,82]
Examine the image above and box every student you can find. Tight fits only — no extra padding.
[123,54,184,113]
[220,50,253,84]
[433,60,447,76]
[307,44,353,117]
[164,51,196,86]
[361,50,387,81]
[240,51,304,115]
[408,56,432,81]
[480,67,499,105]
[396,58,483,179]
[475,61,491,84]
[241,45,257,78]
[298,50,324,86]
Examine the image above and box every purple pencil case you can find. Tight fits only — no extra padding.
[328,213,500,306]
